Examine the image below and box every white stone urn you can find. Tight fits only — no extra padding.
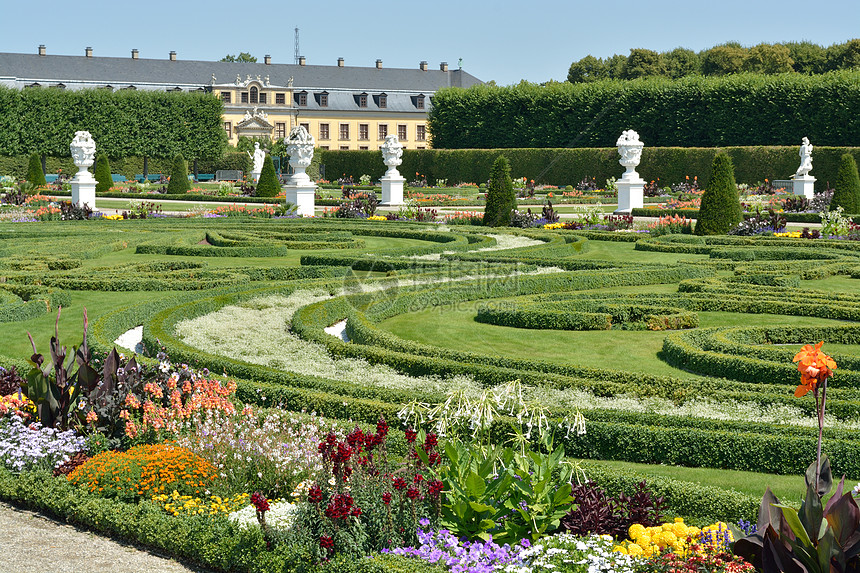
[70,130,97,182]
[616,129,644,181]
[380,134,403,177]
[285,125,315,186]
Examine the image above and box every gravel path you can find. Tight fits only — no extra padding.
[0,501,211,573]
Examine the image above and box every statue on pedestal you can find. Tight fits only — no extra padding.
[70,131,96,178]
[247,142,265,175]
[285,125,316,186]
[797,137,813,177]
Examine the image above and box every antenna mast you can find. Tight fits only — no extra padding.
[294,27,300,64]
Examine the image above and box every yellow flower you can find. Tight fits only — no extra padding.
[629,523,646,540]
[627,543,643,557]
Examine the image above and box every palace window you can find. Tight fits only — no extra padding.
[357,93,368,108]
[378,94,387,108]
[340,145,349,150]
[300,122,310,133]
[241,91,249,103]
[276,123,286,139]
[320,123,330,140]
[296,92,307,106]
[339,124,350,140]
[250,86,258,104]
[320,145,329,150]
[416,125,426,141]
[359,146,369,150]
[224,122,232,139]
[359,124,369,140]
[259,92,267,104]
[221,92,231,103]
[414,95,425,109]
[378,124,388,140]
[398,124,407,140]
[275,93,285,104]
[318,92,328,107]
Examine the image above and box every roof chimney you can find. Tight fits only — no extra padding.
[337,57,344,67]
[298,55,306,66]
[131,49,139,60]
[169,51,177,61]
[376,59,382,69]
[264,54,271,65]
[419,61,428,71]
[440,62,448,72]
[38,45,46,56]
[85,47,93,58]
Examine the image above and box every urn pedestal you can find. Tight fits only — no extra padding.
[793,175,816,200]
[615,176,645,213]
[380,174,405,205]
[71,172,97,210]
[285,184,316,217]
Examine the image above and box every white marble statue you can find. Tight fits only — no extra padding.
[797,137,813,177]
[70,131,96,176]
[616,129,644,179]
[285,125,315,185]
[380,135,403,177]
[247,142,265,175]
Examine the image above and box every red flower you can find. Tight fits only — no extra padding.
[308,484,323,503]
[376,417,389,438]
[406,487,419,500]
[413,474,424,484]
[250,491,269,512]
[424,433,438,448]
[319,536,334,550]
[393,477,408,491]
[382,491,392,504]
[428,480,444,496]
[405,428,417,443]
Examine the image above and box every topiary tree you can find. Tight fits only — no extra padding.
[94,155,113,193]
[167,154,191,194]
[26,153,47,186]
[483,156,516,227]
[695,153,743,235]
[255,155,281,197]
[831,153,860,214]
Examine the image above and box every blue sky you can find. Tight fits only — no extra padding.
[3,0,858,85]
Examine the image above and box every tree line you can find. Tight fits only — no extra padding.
[568,39,860,83]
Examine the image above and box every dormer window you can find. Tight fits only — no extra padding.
[316,91,328,107]
[168,86,182,92]
[24,82,41,88]
[356,92,368,108]
[53,83,66,90]
[296,91,308,106]
[378,93,387,108]
[415,95,425,109]
[250,86,258,104]
[122,85,137,90]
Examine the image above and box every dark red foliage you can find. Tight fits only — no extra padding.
[52,451,90,477]
[0,366,24,396]
[559,480,665,539]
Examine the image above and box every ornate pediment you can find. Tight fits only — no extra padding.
[236,108,273,129]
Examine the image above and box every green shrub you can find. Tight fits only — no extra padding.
[695,153,742,235]
[254,155,280,197]
[94,154,112,193]
[26,153,46,185]
[832,153,860,214]
[167,154,191,194]
[483,156,515,227]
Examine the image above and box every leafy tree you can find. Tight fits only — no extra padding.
[785,41,827,74]
[701,44,747,76]
[567,55,607,83]
[695,153,743,235]
[623,49,665,79]
[604,54,628,79]
[94,154,112,193]
[26,153,46,185]
[167,154,191,194]
[831,153,860,214]
[255,155,281,197]
[743,44,794,74]
[664,48,701,79]
[483,156,515,227]
[221,52,257,63]
[826,39,860,72]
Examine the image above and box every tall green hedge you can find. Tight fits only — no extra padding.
[319,147,860,190]
[695,153,743,235]
[484,156,515,226]
[254,155,281,197]
[427,72,860,149]
[0,86,227,159]
[167,154,190,194]
[832,153,860,213]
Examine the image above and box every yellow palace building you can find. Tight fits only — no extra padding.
[0,47,482,150]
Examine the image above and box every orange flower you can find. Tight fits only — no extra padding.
[793,341,836,397]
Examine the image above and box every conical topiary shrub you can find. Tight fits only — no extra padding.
[695,153,743,235]
[831,153,860,214]
[27,153,47,186]
[167,154,191,194]
[484,156,516,227]
[94,155,113,193]
[255,155,281,197]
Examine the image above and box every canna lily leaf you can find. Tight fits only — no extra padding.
[799,481,824,543]
[775,504,813,547]
[825,491,860,548]
[805,456,832,498]
[758,488,784,535]
[761,525,806,573]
